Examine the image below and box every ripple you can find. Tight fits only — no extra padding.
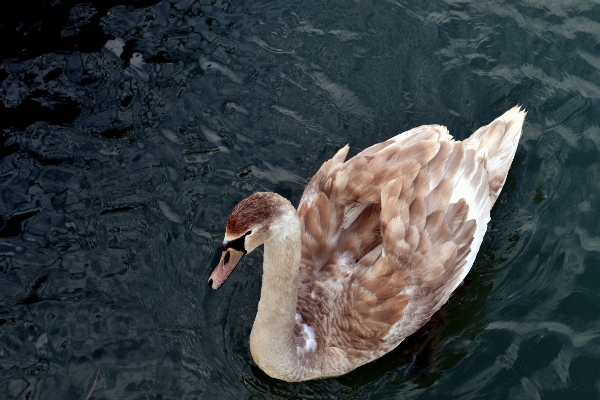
[1,0,600,398]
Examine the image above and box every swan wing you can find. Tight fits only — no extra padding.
[294,108,524,371]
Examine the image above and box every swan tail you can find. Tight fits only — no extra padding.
[464,106,526,202]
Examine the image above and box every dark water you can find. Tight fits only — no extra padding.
[1,0,600,398]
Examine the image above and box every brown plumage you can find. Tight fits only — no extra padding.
[209,106,526,381]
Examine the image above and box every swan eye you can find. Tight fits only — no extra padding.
[222,233,248,253]
[246,230,252,236]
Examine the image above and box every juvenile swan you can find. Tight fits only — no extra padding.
[209,107,526,381]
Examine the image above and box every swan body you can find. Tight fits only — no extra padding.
[209,107,526,381]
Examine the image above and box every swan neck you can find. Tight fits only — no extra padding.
[249,205,303,380]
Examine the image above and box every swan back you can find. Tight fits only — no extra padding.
[292,107,525,376]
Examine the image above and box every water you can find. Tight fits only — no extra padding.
[1,0,600,398]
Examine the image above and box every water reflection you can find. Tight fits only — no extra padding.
[1,0,600,398]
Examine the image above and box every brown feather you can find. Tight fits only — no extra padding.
[294,124,498,369]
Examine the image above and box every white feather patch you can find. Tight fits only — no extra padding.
[295,313,317,352]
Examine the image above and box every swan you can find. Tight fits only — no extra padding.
[208,106,526,382]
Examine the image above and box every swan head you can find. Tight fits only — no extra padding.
[208,192,295,289]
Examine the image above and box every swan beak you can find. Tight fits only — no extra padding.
[208,248,245,289]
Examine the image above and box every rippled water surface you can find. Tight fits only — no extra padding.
[2,0,600,398]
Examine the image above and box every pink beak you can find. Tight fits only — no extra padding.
[208,248,245,289]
